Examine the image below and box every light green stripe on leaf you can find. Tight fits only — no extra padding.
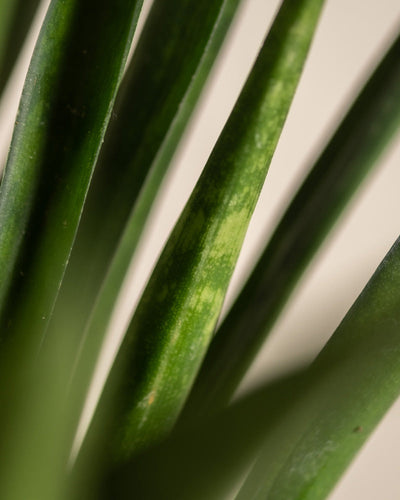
[183,29,400,419]
[80,0,326,461]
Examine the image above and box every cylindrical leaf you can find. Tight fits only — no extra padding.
[79,0,326,462]
[50,0,243,344]
[0,0,144,348]
[183,29,400,419]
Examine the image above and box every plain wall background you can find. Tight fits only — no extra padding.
[1,1,400,498]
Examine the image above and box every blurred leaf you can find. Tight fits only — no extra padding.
[100,371,307,500]
[0,0,41,96]
[237,235,400,499]
[183,28,400,420]
[0,0,144,349]
[0,310,79,500]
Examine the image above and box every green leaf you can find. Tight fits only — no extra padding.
[51,0,244,444]
[183,28,400,420]
[50,0,243,347]
[78,0,326,462]
[237,235,400,499]
[0,0,41,96]
[0,0,144,348]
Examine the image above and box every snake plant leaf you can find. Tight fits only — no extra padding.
[0,0,41,96]
[78,0,326,462]
[237,235,400,500]
[50,0,243,346]
[183,28,400,420]
[51,0,244,443]
[0,0,144,347]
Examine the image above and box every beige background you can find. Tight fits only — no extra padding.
[1,1,400,498]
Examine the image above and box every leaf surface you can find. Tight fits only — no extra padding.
[79,0,326,462]
[0,0,144,348]
[183,28,400,419]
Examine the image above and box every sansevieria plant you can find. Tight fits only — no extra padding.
[0,0,400,499]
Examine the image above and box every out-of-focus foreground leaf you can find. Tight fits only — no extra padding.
[99,371,307,500]
[0,330,78,500]
[183,27,400,420]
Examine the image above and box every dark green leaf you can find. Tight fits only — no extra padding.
[100,371,307,500]
[0,0,144,349]
[237,235,400,499]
